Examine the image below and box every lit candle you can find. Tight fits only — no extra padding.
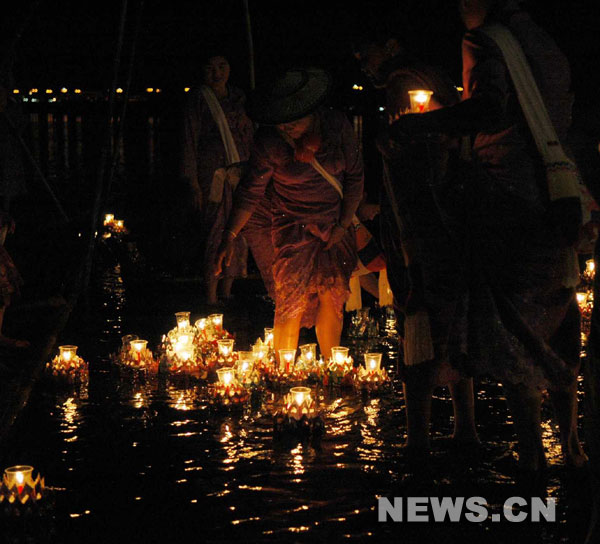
[408,89,433,113]
[331,346,349,365]
[59,345,78,364]
[195,318,207,331]
[217,367,234,386]
[218,339,235,358]
[577,291,588,311]
[115,219,124,229]
[237,351,253,374]
[279,349,296,372]
[299,343,316,363]
[264,327,274,347]
[4,465,33,494]
[175,311,191,331]
[290,386,311,408]
[103,213,115,226]
[585,259,596,281]
[364,353,382,372]
[210,313,223,329]
[253,341,266,361]
[130,339,147,362]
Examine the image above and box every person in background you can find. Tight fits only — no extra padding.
[387,0,586,475]
[215,67,364,361]
[180,51,254,305]
[354,23,479,456]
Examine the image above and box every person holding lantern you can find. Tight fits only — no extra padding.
[353,22,480,457]
[180,51,254,305]
[215,67,364,361]
[382,0,587,475]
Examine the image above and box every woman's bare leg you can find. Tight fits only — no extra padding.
[315,290,343,360]
[503,382,546,471]
[549,383,588,467]
[273,313,301,365]
[403,362,436,452]
[220,277,234,299]
[449,378,480,444]
[206,277,219,305]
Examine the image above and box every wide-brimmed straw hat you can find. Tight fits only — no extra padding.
[247,67,332,125]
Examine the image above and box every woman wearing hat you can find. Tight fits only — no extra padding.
[215,67,364,360]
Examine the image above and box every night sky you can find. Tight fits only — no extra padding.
[1,0,599,120]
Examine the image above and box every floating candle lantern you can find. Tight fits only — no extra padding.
[279,349,296,371]
[217,367,235,386]
[331,346,349,365]
[584,259,596,282]
[299,343,317,364]
[130,339,148,362]
[408,89,433,113]
[291,386,311,409]
[195,318,208,332]
[218,339,235,358]
[264,327,274,347]
[4,466,33,495]
[210,313,223,329]
[59,345,78,363]
[175,311,191,331]
[253,340,267,361]
[103,213,115,226]
[0,465,46,505]
[237,351,254,373]
[364,353,382,372]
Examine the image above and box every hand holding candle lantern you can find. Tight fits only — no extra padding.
[408,90,433,113]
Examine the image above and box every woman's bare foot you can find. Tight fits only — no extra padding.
[563,436,589,468]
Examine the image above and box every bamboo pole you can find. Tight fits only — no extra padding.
[0,111,69,222]
[80,0,129,294]
[243,0,256,90]
[105,0,145,202]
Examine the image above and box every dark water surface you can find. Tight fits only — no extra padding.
[1,103,593,543]
[1,262,593,544]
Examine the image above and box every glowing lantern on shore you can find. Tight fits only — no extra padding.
[408,90,433,113]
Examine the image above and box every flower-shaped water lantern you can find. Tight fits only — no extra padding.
[324,346,355,386]
[261,348,308,389]
[208,367,250,408]
[123,339,158,373]
[0,466,45,505]
[353,353,391,392]
[165,332,206,377]
[273,386,325,438]
[46,345,89,383]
